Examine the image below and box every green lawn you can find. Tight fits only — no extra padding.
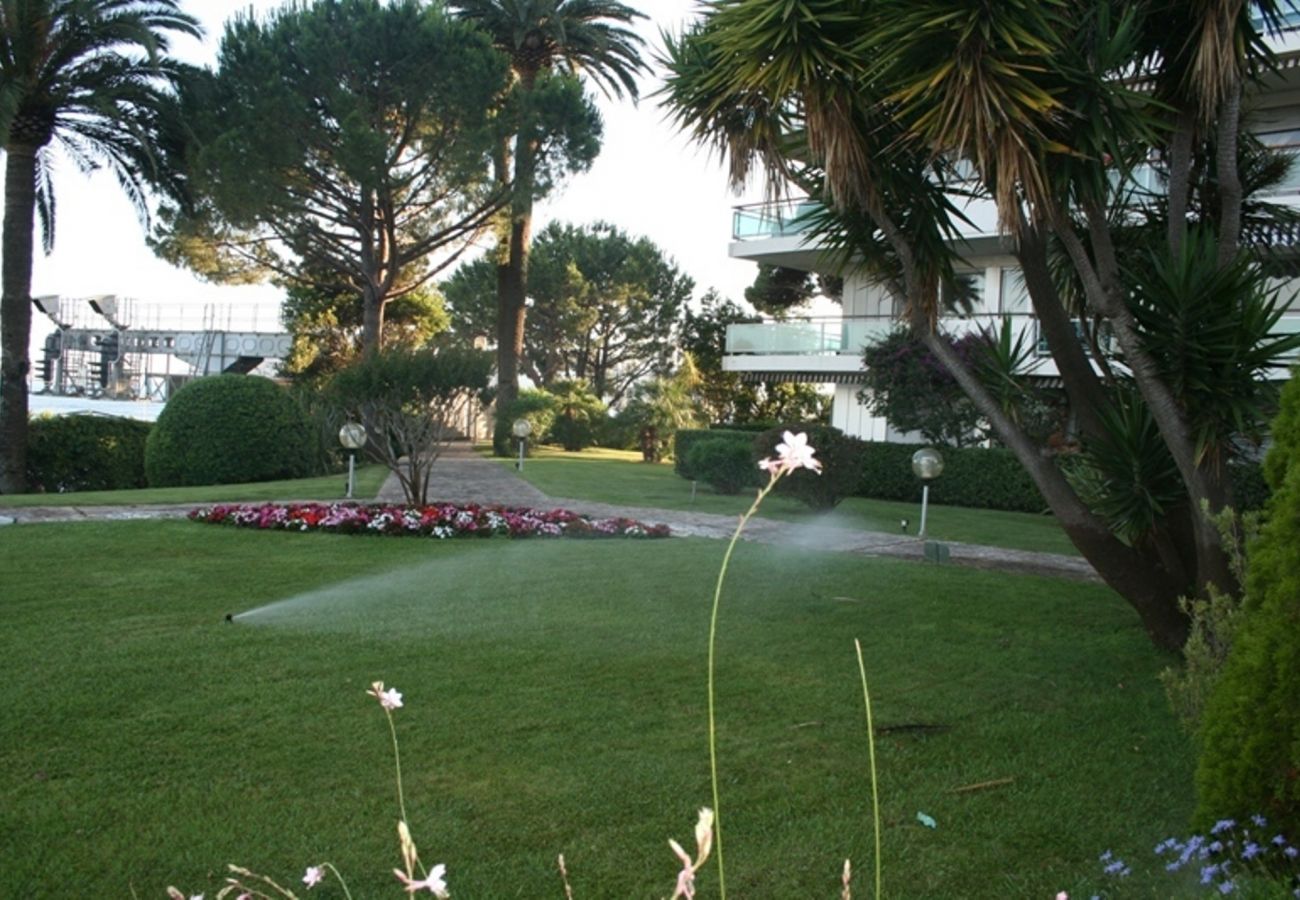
[0,519,1195,897]
[0,464,390,508]
[499,446,1077,556]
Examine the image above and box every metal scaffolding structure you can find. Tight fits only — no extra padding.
[33,294,292,401]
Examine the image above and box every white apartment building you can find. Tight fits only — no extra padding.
[722,21,1300,442]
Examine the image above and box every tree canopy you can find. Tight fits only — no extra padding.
[153,0,508,355]
[444,221,694,405]
[662,0,1300,649]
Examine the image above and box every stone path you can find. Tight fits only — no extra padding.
[0,441,1098,583]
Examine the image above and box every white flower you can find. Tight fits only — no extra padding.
[303,865,325,888]
[757,431,821,475]
[669,807,715,900]
[394,863,449,896]
[367,681,404,710]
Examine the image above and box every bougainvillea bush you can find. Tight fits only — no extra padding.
[188,502,671,540]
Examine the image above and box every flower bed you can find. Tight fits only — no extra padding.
[187,501,671,539]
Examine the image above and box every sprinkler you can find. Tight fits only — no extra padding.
[224,613,234,624]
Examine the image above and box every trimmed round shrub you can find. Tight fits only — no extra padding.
[26,414,152,492]
[145,375,316,486]
[687,437,759,495]
[673,428,755,479]
[755,423,866,509]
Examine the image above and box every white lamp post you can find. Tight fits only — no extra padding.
[339,422,367,499]
[911,447,945,538]
[512,418,532,471]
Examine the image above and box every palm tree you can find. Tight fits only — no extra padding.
[0,0,200,493]
[659,0,1300,650]
[448,0,647,452]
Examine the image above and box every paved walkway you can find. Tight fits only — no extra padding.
[0,441,1097,583]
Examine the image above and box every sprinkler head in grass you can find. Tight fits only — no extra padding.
[224,613,234,624]
[900,518,909,533]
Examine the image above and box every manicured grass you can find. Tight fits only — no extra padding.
[0,520,1192,897]
[499,445,1077,556]
[0,464,390,508]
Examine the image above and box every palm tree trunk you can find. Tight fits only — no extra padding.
[920,326,1190,650]
[1,145,39,494]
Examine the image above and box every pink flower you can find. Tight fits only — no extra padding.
[758,431,822,475]
[303,865,325,888]
[367,681,403,710]
[393,863,449,896]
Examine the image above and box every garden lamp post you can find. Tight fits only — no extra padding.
[512,418,532,471]
[339,422,367,500]
[911,447,945,538]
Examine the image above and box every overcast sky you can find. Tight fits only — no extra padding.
[28,0,768,333]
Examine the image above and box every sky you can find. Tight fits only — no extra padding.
[28,0,767,336]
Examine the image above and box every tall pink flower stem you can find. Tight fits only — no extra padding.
[707,432,821,900]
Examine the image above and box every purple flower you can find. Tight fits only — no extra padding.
[1218,880,1236,895]
[1251,814,1267,828]
[1242,842,1263,860]
[1201,863,1221,884]
[1211,819,1237,835]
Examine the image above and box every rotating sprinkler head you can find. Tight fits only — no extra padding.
[224,613,234,624]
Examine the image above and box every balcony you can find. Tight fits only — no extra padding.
[725,316,893,356]
[732,200,824,242]
[725,313,1300,366]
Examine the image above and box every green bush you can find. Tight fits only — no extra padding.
[145,375,316,487]
[546,380,606,452]
[687,437,759,495]
[1195,458,1300,836]
[1228,462,1270,512]
[755,424,866,509]
[858,441,1046,513]
[673,428,754,479]
[26,414,152,492]
[1264,367,1300,489]
[494,389,556,458]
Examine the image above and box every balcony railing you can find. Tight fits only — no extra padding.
[732,200,825,241]
[726,316,895,355]
[726,313,1300,361]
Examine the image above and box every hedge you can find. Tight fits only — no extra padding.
[673,428,755,479]
[756,423,866,509]
[859,442,1269,515]
[26,414,152,492]
[859,442,1046,513]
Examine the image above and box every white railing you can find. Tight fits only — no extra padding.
[725,313,1300,360]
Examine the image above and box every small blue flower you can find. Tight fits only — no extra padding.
[1218,879,1236,895]
[1099,849,1113,863]
[1201,863,1221,885]
[1166,860,1184,872]
[1242,841,1263,860]
[1285,845,1298,859]
[1251,814,1267,827]
[1273,834,1288,846]
[1212,819,1237,835]
[1103,859,1128,876]
[1208,840,1224,854]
